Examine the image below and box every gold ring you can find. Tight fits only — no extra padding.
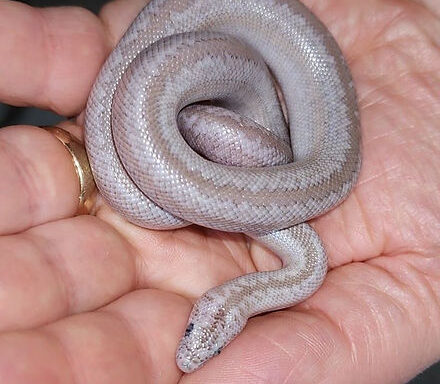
[44,126,96,214]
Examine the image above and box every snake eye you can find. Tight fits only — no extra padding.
[184,322,194,337]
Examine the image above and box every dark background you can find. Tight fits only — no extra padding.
[1,1,439,382]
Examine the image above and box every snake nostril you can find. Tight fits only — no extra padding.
[184,322,194,337]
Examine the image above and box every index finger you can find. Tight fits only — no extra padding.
[0,1,109,116]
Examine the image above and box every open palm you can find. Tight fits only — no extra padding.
[0,0,439,383]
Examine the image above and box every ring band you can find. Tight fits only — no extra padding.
[44,126,96,214]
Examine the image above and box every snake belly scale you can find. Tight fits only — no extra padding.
[84,0,361,373]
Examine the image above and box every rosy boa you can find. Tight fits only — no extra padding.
[85,0,361,373]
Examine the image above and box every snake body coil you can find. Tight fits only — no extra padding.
[85,0,361,373]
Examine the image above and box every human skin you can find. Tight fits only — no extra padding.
[0,0,439,383]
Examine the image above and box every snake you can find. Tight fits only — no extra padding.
[84,0,361,373]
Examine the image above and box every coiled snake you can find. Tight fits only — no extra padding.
[85,0,361,373]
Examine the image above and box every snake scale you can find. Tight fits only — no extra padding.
[84,0,361,373]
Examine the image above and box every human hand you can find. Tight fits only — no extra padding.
[0,0,439,383]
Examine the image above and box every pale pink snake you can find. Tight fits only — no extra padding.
[84,0,361,373]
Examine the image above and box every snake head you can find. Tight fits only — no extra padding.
[176,291,246,373]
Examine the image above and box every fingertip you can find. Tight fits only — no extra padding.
[38,6,111,115]
[0,2,110,116]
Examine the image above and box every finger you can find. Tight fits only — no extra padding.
[0,125,81,235]
[0,290,187,384]
[0,215,135,331]
[0,1,109,116]
[181,254,440,383]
